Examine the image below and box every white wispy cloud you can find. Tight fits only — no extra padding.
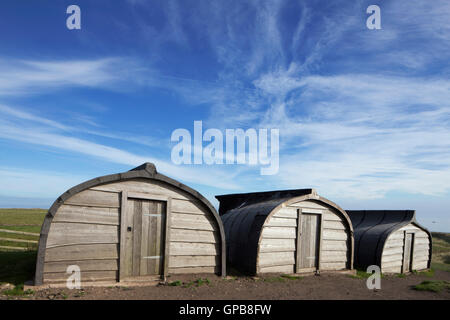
[0,106,241,190]
[0,57,144,96]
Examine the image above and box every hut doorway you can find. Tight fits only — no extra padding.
[296,212,322,273]
[402,232,415,273]
[121,194,169,280]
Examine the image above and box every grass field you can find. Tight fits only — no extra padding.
[0,208,449,297]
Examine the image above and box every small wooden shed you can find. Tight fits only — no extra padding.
[34,163,226,286]
[346,210,432,274]
[216,189,354,275]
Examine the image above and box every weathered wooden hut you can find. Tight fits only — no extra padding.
[346,210,432,274]
[216,189,354,275]
[34,163,226,286]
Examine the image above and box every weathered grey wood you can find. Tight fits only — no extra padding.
[119,191,128,281]
[171,199,205,215]
[383,260,403,268]
[259,264,294,274]
[43,271,118,283]
[382,254,403,263]
[44,259,118,273]
[322,230,348,241]
[290,200,327,210]
[170,229,218,244]
[65,189,120,208]
[53,205,119,225]
[35,163,226,285]
[298,214,320,270]
[169,242,219,256]
[382,265,402,273]
[123,198,167,278]
[265,217,297,227]
[46,244,119,262]
[168,266,219,274]
[91,179,189,200]
[262,226,296,239]
[259,251,295,267]
[320,261,347,270]
[163,198,171,279]
[273,207,298,219]
[46,223,119,248]
[170,213,216,232]
[384,240,405,248]
[260,238,296,253]
[323,220,346,230]
[402,232,413,273]
[321,241,348,251]
[169,255,220,268]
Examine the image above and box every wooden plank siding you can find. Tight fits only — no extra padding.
[258,200,350,273]
[381,223,430,273]
[42,179,222,284]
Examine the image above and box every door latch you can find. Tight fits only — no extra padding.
[127,226,132,232]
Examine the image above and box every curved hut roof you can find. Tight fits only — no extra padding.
[346,210,432,269]
[217,189,354,274]
[35,163,226,285]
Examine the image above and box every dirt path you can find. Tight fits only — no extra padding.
[9,270,449,300]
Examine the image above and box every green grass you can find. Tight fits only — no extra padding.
[280,274,303,280]
[350,269,381,279]
[431,262,450,272]
[262,276,287,283]
[412,269,435,277]
[413,280,450,293]
[2,283,35,297]
[0,231,40,241]
[0,209,46,226]
[0,225,42,234]
[168,280,182,286]
[182,278,211,288]
[430,232,450,273]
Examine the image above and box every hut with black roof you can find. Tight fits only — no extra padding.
[346,210,432,273]
[216,189,354,275]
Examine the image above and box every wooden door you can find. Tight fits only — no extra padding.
[297,213,321,272]
[402,232,414,273]
[123,198,166,278]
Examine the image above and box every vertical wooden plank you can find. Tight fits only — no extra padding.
[295,209,302,273]
[300,214,310,268]
[140,200,150,276]
[317,214,323,272]
[132,200,142,276]
[149,202,158,275]
[155,202,163,274]
[403,232,412,273]
[119,191,128,281]
[124,197,135,277]
[163,197,171,280]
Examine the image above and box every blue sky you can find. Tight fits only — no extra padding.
[0,0,449,231]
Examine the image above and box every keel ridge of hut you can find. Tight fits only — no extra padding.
[35,163,226,286]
